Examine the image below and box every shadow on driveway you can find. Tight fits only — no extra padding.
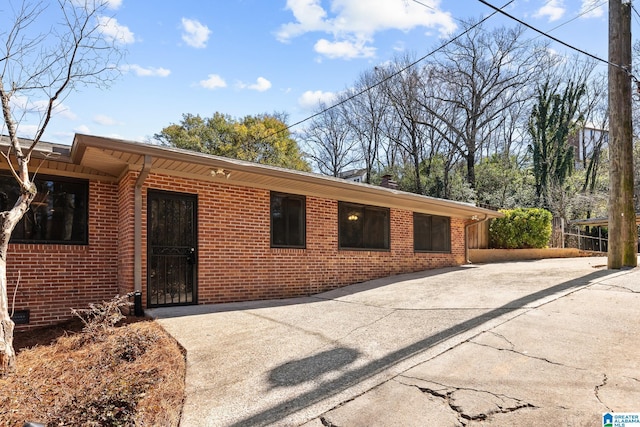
[230,268,614,427]
[268,347,361,389]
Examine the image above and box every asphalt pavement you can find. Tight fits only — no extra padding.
[149,256,640,427]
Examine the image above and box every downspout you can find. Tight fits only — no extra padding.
[134,155,152,315]
[465,214,490,264]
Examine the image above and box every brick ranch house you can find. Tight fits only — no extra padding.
[1,134,501,329]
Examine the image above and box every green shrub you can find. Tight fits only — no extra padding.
[489,208,552,249]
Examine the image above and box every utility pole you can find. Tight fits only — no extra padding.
[608,0,637,268]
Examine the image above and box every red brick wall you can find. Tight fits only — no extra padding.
[125,173,467,307]
[9,180,119,329]
[10,170,470,328]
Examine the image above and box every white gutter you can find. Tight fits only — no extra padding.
[134,155,152,294]
[465,214,491,263]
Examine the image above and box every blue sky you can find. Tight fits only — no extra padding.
[9,0,615,145]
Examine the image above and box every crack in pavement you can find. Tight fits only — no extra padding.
[397,378,535,421]
[468,341,586,371]
[245,305,394,350]
[595,373,611,411]
[601,284,640,294]
[311,294,507,312]
[229,267,620,427]
[485,330,516,350]
[244,311,337,345]
[319,416,339,427]
[330,309,397,344]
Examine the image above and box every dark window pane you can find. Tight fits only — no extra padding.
[364,207,389,249]
[271,192,305,248]
[284,197,303,246]
[431,216,450,252]
[0,174,88,244]
[414,213,450,252]
[339,203,364,248]
[339,202,389,250]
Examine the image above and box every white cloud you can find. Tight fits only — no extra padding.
[121,64,171,77]
[276,0,330,41]
[12,98,76,120]
[52,103,77,120]
[52,130,76,142]
[93,114,119,126]
[579,0,604,18]
[98,16,135,44]
[314,38,375,59]
[16,124,38,139]
[72,0,121,10]
[199,74,227,90]
[181,18,211,48]
[74,124,91,134]
[534,0,565,22]
[277,0,456,59]
[9,95,29,111]
[393,41,406,52]
[105,0,122,9]
[238,77,272,92]
[298,90,337,110]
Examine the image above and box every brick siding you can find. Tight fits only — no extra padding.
[128,173,468,306]
[10,171,469,328]
[9,181,119,329]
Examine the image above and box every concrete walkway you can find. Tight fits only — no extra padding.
[149,257,640,426]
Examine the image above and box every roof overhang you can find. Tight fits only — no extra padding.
[0,135,115,180]
[1,133,500,220]
[71,134,502,220]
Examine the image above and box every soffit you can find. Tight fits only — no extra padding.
[72,134,502,220]
[0,136,113,180]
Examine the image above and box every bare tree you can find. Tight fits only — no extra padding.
[301,99,360,177]
[379,57,430,194]
[0,0,121,373]
[419,22,549,189]
[341,68,388,184]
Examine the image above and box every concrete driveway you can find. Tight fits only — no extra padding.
[149,257,640,427]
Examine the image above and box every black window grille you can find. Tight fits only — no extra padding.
[413,212,451,253]
[270,192,305,248]
[339,202,390,250]
[0,173,88,245]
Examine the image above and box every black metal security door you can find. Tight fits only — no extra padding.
[147,190,197,307]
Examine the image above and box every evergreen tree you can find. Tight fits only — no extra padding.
[528,80,585,210]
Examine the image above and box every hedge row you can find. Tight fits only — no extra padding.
[489,208,552,249]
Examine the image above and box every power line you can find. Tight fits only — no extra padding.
[277,1,514,136]
[476,0,634,78]
[545,1,607,33]
[631,3,640,27]
[413,0,605,69]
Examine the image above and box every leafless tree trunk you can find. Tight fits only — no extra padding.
[341,68,388,184]
[0,0,121,374]
[379,58,430,194]
[301,98,360,177]
[419,22,549,189]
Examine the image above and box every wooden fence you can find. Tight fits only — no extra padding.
[467,220,490,249]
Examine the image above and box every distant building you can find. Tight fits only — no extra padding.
[568,126,608,169]
[339,168,368,183]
